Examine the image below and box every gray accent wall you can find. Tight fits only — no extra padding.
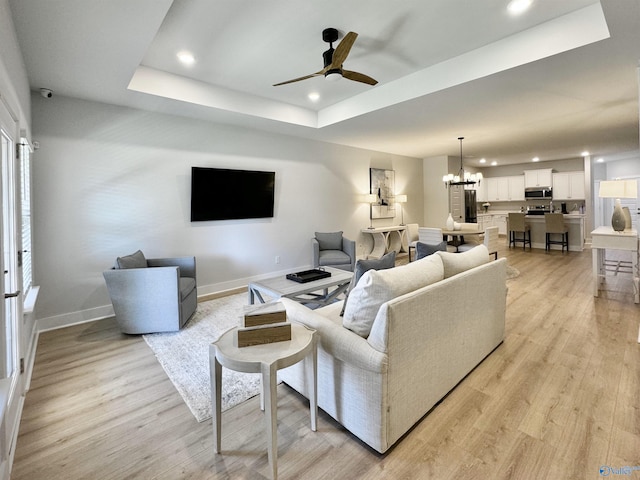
[31,94,424,327]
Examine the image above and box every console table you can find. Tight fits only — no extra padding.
[361,226,407,259]
[591,226,639,342]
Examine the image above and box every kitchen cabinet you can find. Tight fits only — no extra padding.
[486,176,524,201]
[509,175,525,201]
[493,214,508,235]
[524,169,553,188]
[478,214,507,235]
[476,180,488,203]
[552,171,585,200]
[477,214,491,230]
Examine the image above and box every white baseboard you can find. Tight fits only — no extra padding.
[37,304,115,333]
[35,266,312,332]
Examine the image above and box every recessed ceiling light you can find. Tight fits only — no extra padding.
[479,158,486,164]
[581,151,590,157]
[177,51,196,65]
[308,92,320,102]
[597,157,604,163]
[532,157,539,162]
[491,161,498,166]
[507,0,533,15]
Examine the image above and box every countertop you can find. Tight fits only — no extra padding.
[478,211,585,217]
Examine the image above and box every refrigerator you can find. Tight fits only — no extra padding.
[464,189,477,223]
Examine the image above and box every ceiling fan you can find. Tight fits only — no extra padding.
[273,28,378,86]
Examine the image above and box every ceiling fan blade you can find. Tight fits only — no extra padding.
[330,31,358,68]
[273,70,325,86]
[342,70,378,85]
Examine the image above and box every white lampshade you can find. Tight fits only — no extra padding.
[599,180,638,198]
[363,194,378,204]
[395,194,407,203]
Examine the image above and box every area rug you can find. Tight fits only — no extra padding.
[507,265,520,279]
[143,293,261,423]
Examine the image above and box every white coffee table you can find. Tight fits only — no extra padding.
[248,266,352,307]
[209,323,317,480]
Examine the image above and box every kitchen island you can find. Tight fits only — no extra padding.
[516,214,585,251]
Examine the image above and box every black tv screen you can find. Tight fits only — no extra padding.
[190,167,275,221]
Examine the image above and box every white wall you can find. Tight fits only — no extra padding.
[606,155,640,178]
[31,95,423,326]
[423,155,449,226]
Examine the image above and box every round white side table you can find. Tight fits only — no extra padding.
[209,322,317,480]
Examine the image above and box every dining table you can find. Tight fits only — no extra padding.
[441,227,484,252]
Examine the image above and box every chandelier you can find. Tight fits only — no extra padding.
[442,137,482,188]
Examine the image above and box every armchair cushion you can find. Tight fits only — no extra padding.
[179,277,197,300]
[318,250,351,265]
[315,231,343,250]
[116,250,147,269]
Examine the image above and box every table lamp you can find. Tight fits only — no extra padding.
[598,179,637,231]
[363,194,378,229]
[395,194,407,225]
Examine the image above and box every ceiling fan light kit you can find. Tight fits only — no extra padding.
[273,28,377,87]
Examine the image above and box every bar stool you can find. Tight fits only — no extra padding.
[545,213,569,252]
[508,213,531,250]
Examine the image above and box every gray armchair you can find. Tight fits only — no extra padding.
[103,250,197,334]
[312,231,356,272]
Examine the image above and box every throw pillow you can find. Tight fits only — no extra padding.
[339,251,396,316]
[116,250,147,269]
[436,244,489,278]
[415,241,447,260]
[315,231,343,251]
[343,254,444,337]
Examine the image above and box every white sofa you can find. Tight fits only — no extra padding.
[279,245,507,453]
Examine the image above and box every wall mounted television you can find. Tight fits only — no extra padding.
[190,167,275,221]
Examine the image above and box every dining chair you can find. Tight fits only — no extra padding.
[406,223,420,261]
[458,226,498,259]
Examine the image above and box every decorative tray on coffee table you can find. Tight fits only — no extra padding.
[286,269,331,283]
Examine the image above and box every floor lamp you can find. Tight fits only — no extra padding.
[599,180,637,232]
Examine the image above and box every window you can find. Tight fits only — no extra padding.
[20,140,32,296]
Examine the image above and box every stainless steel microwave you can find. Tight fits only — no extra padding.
[525,187,552,199]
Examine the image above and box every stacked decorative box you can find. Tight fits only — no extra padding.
[237,302,290,347]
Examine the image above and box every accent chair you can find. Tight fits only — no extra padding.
[312,231,356,271]
[103,250,197,334]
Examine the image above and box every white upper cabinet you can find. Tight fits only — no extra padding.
[476,179,488,203]
[486,176,524,201]
[524,168,553,188]
[552,171,585,200]
[509,175,525,201]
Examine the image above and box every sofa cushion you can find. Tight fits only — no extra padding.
[415,241,447,259]
[116,250,147,269]
[343,254,444,337]
[315,231,343,251]
[340,251,396,316]
[436,244,489,278]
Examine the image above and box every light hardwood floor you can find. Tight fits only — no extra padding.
[12,241,640,479]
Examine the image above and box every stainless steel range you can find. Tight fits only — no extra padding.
[526,206,551,215]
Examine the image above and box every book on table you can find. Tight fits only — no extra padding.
[243,302,287,327]
[237,301,290,347]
